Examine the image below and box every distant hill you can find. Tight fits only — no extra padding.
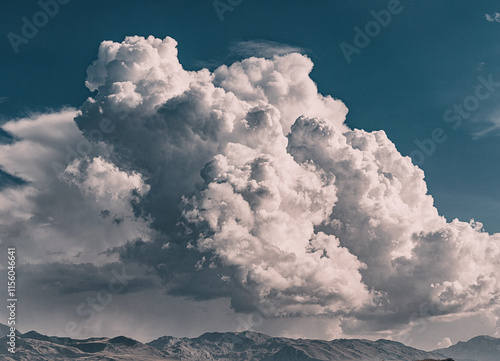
[148,331,446,360]
[0,330,175,361]
[0,323,12,338]
[3,323,497,360]
[0,323,454,361]
[0,323,20,338]
[435,335,500,361]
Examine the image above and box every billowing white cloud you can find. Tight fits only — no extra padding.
[183,143,370,315]
[287,117,500,326]
[1,35,499,338]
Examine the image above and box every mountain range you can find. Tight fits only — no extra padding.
[435,335,500,361]
[0,324,498,361]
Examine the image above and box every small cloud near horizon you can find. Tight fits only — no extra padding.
[437,337,453,348]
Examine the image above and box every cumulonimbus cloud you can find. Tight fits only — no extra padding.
[1,36,499,334]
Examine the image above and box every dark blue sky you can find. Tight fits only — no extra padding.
[1,0,499,232]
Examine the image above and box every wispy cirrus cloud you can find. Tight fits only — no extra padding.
[229,39,307,58]
[485,13,500,22]
[191,40,307,71]
[472,118,500,138]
